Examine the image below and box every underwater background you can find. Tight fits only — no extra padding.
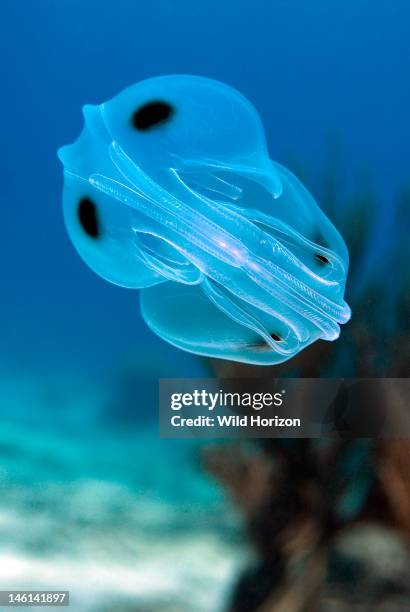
[1,1,410,610]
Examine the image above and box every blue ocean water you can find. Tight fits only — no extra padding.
[1,0,409,374]
[1,1,409,609]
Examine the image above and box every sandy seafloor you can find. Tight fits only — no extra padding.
[0,370,246,611]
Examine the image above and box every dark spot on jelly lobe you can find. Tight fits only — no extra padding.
[248,332,283,351]
[132,100,174,130]
[78,198,100,238]
[315,254,330,264]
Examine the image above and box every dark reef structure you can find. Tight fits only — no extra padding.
[203,147,410,611]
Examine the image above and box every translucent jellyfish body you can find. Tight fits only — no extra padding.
[58,75,351,365]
